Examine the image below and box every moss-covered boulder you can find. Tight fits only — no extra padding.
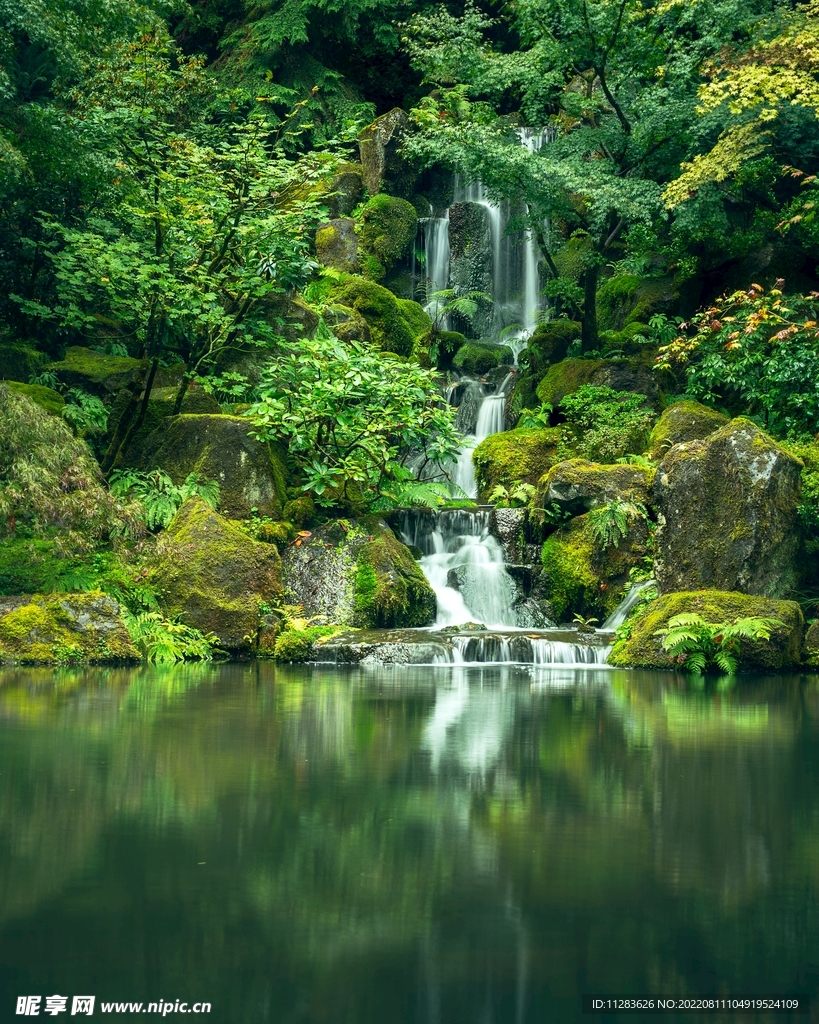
[46,346,142,398]
[357,194,417,281]
[473,427,569,501]
[541,513,651,622]
[329,276,416,356]
[0,592,139,665]
[526,319,581,368]
[452,342,514,375]
[281,517,435,628]
[608,590,804,670]
[536,356,660,409]
[537,459,655,514]
[138,414,288,520]
[0,340,48,382]
[654,418,802,598]
[596,273,677,332]
[449,202,492,317]
[397,298,433,345]
[647,400,728,460]
[113,385,221,467]
[315,218,360,273]
[150,497,282,653]
[6,382,64,415]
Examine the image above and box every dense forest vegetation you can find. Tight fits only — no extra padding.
[2,0,819,669]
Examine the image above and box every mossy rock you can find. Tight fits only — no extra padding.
[329,276,416,356]
[647,400,728,460]
[452,343,514,375]
[396,298,433,343]
[138,414,288,520]
[315,218,360,274]
[358,109,416,197]
[0,341,48,383]
[608,590,804,670]
[281,517,435,628]
[473,427,569,502]
[0,592,139,665]
[112,385,222,467]
[324,303,372,345]
[283,496,315,528]
[6,382,64,415]
[149,497,283,653]
[537,459,655,514]
[46,346,142,398]
[527,320,581,368]
[596,274,678,333]
[536,356,660,409]
[541,513,650,622]
[654,418,802,598]
[357,194,418,281]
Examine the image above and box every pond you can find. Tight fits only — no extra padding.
[0,663,818,1022]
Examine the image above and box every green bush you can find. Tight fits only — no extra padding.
[560,385,653,462]
[273,627,315,662]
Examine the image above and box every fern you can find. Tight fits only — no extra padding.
[123,610,221,664]
[62,388,109,434]
[488,481,536,508]
[109,469,220,531]
[656,613,785,675]
[587,499,647,549]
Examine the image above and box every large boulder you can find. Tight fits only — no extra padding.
[452,343,513,375]
[281,517,435,628]
[448,202,492,332]
[358,109,415,197]
[150,497,282,653]
[541,513,651,622]
[328,276,417,356]
[473,427,570,502]
[0,340,47,382]
[138,414,288,520]
[608,590,804,670]
[537,459,654,514]
[654,418,802,598]
[315,218,360,273]
[6,382,64,416]
[536,356,660,409]
[112,385,221,467]
[46,346,142,398]
[357,194,417,281]
[647,400,728,460]
[0,592,138,665]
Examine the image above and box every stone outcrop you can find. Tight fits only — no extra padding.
[537,460,654,514]
[646,400,728,460]
[315,218,360,273]
[46,346,142,398]
[113,385,221,467]
[356,194,417,281]
[358,109,413,196]
[608,590,804,670]
[473,427,569,502]
[0,592,138,664]
[150,497,283,654]
[138,414,288,520]
[281,517,435,629]
[653,418,802,597]
[536,356,660,409]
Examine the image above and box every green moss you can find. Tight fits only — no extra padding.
[330,276,415,356]
[273,628,313,662]
[150,497,282,653]
[553,234,593,281]
[356,194,418,281]
[315,226,336,249]
[536,459,655,515]
[452,343,514,375]
[536,358,605,407]
[647,400,728,460]
[473,427,570,501]
[0,341,48,383]
[608,590,804,670]
[46,346,141,395]
[6,382,65,415]
[596,274,642,333]
[527,320,581,367]
[396,298,432,341]
[283,496,315,528]
[352,519,435,627]
[256,521,296,547]
[0,591,139,664]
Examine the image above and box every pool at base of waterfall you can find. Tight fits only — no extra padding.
[313,626,613,666]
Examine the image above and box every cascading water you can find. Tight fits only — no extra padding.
[419,209,451,325]
[451,373,512,499]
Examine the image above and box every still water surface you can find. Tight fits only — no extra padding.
[1,663,818,1022]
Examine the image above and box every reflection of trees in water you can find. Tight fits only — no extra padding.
[0,664,818,1019]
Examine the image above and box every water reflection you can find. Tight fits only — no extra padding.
[0,664,817,1022]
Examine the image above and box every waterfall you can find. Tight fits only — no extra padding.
[602,580,657,630]
[451,374,512,499]
[420,211,451,325]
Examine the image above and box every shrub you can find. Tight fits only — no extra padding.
[560,385,653,461]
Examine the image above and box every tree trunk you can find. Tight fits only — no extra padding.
[172,370,192,416]
[101,362,149,474]
[101,359,159,474]
[581,264,600,352]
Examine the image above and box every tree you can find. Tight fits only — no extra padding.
[15,30,335,469]
[402,0,782,350]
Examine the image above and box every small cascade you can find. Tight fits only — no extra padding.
[451,373,513,498]
[445,634,611,666]
[602,580,656,630]
[419,210,450,324]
